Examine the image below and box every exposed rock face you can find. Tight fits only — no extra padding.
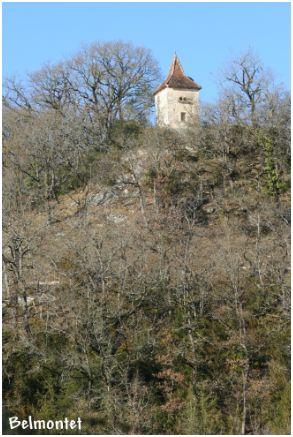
[107,214,126,224]
[205,207,215,214]
[88,191,116,206]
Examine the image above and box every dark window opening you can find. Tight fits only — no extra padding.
[178,96,192,104]
[181,112,186,122]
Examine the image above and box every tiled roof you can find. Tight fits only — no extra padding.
[154,54,201,95]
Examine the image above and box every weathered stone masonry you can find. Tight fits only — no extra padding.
[154,54,201,128]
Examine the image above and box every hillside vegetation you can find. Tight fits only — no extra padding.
[3,43,290,434]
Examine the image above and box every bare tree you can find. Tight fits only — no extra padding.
[3,77,33,111]
[67,41,160,138]
[29,63,72,113]
[223,50,270,127]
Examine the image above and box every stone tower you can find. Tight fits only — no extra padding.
[154,54,201,128]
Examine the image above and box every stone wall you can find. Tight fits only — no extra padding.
[155,87,199,128]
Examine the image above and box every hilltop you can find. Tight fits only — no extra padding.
[2,43,290,434]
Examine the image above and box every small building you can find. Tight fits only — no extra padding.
[154,54,201,128]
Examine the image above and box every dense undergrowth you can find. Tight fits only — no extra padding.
[2,44,290,435]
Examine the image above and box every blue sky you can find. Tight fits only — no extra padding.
[3,2,291,103]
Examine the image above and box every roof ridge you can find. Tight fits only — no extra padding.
[153,54,201,96]
[167,53,185,81]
